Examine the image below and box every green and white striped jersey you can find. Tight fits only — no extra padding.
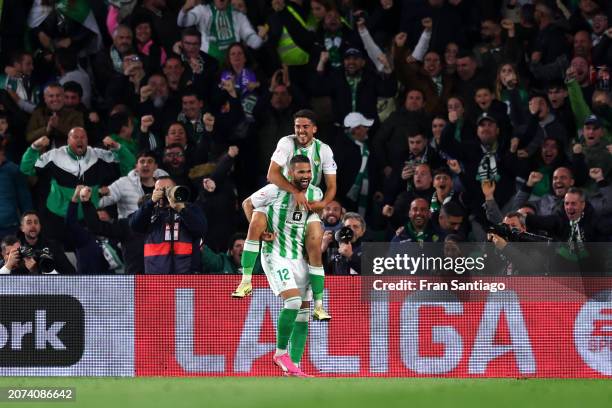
[251,184,323,260]
[271,135,336,187]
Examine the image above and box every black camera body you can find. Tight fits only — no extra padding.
[334,226,354,244]
[18,246,55,273]
[487,223,551,243]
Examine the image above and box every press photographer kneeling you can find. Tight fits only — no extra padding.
[128,176,207,274]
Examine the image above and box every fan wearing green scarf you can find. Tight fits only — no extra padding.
[177,0,264,63]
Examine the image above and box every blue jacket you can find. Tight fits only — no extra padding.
[128,200,207,274]
[0,159,32,228]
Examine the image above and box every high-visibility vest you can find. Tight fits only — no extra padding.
[277,5,310,66]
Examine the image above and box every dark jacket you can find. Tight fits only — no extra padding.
[80,200,144,275]
[526,203,611,242]
[65,201,114,275]
[311,67,397,125]
[128,200,207,274]
[373,107,432,171]
[328,238,363,275]
[17,232,75,275]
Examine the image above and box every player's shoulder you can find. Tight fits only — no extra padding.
[316,139,335,156]
[253,183,281,197]
[276,135,296,149]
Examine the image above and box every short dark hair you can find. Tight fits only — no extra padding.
[406,88,425,100]
[433,167,452,178]
[504,211,526,228]
[546,79,567,91]
[229,232,247,248]
[456,49,476,60]
[181,27,202,41]
[293,109,317,126]
[8,50,31,66]
[441,202,465,218]
[289,154,310,167]
[566,187,586,201]
[164,142,185,151]
[107,112,131,134]
[63,81,83,97]
[136,150,158,164]
[475,85,494,94]
[1,235,19,255]
[165,121,188,137]
[181,87,202,101]
[407,128,426,139]
[20,211,40,224]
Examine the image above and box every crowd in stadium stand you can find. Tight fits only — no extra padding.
[0,0,611,275]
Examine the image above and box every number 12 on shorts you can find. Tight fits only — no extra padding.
[276,268,290,281]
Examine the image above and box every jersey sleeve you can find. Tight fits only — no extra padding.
[270,136,293,167]
[250,184,279,209]
[320,143,337,175]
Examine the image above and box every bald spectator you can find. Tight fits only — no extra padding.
[20,128,135,243]
[391,197,439,243]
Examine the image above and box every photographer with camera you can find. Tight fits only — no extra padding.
[328,212,366,276]
[0,234,61,275]
[15,211,75,274]
[128,176,207,274]
[486,212,549,275]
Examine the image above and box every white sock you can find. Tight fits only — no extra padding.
[314,299,323,308]
[274,348,287,357]
[240,274,252,284]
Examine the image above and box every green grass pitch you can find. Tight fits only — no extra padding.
[0,377,609,408]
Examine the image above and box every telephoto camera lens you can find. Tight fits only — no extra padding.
[166,186,190,203]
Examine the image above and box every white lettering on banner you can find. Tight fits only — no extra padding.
[574,290,612,375]
[309,293,360,373]
[401,292,463,374]
[0,311,65,351]
[468,291,535,374]
[234,290,280,372]
[175,289,225,372]
[370,292,388,373]
[35,311,66,350]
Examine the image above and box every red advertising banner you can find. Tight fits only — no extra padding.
[135,276,612,377]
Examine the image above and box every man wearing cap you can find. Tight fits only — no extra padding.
[313,46,397,126]
[573,115,612,182]
[440,111,519,214]
[334,112,376,215]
